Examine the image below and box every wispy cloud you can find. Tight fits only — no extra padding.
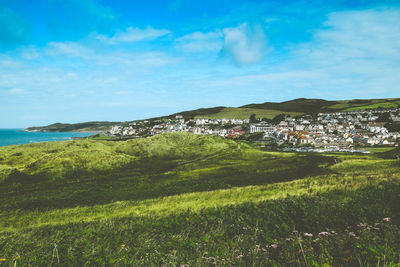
[96,27,171,44]
[175,31,223,52]
[45,42,93,58]
[289,8,400,96]
[297,9,400,63]
[173,8,400,101]
[18,46,40,59]
[221,23,270,66]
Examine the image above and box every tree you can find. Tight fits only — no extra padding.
[261,117,272,123]
[376,113,392,123]
[249,114,257,123]
[385,122,400,132]
[272,113,286,124]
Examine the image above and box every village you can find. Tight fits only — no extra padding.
[107,108,400,151]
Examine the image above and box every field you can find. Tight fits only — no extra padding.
[193,107,302,120]
[0,132,400,265]
[343,102,399,111]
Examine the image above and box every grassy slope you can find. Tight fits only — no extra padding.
[0,133,400,265]
[242,98,400,113]
[193,107,302,120]
[171,97,400,120]
[24,121,119,132]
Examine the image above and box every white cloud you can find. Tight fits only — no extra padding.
[175,31,223,52]
[221,23,270,66]
[265,18,277,23]
[45,41,93,58]
[186,9,400,100]
[96,26,171,44]
[298,9,400,64]
[289,8,400,96]
[19,46,40,59]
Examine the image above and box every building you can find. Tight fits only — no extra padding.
[250,123,276,134]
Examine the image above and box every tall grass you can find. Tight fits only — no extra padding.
[0,132,399,265]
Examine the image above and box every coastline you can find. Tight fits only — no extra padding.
[0,129,95,147]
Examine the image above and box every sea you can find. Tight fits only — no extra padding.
[0,129,94,147]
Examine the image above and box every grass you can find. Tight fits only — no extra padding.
[0,132,400,265]
[194,107,302,119]
[87,133,114,140]
[241,97,400,113]
[344,102,399,111]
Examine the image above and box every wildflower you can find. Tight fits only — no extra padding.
[358,222,367,228]
[0,258,5,262]
[348,232,356,237]
[304,233,313,237]
[318,231,330,236]
[383,217,391,222]
[270,243,278,249]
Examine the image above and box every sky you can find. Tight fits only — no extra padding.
[1,0,400,127]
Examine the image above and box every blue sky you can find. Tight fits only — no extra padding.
[1,0,400,127]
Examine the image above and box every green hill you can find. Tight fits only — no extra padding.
[23,97,400,132]
[241,97,400,113]
[1,133,400,265]
[169,97,400,120]
[24,121,119,132]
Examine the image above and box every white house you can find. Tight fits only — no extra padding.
[250,124,276,134]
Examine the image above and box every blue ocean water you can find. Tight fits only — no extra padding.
[0,129,93,147]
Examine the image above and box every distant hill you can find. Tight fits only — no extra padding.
[164,97,400,120]
[24,97,400,132]
[241,98,400,113]
[24,121,119,132]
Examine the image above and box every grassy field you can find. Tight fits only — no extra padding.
[0,132,400,266]
[193,107,302,120]
[189,98,400,120]
[343,102,399,111]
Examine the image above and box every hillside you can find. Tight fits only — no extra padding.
[241,97,400,113]
[165,97,400,120]
[23,121,119,133]
[24,97,400,132]
[1,132,400,265]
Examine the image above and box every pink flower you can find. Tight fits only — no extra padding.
[348,232,356,237]
[383,217,391,222]
[304,233,313,237]
[270,243,278,249]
